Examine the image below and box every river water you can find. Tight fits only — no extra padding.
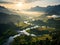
[3,21,40,45]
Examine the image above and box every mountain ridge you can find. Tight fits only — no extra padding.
[27,5,60,15]
[0,6,21,24]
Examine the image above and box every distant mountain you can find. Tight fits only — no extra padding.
[0,6,21,24]
[0,6,11,14]
[27,6,46,12]
[0,6,18,14]
[27,5,60,15]
[0,6,6,10]
[46,5,60,15]
[0,12,21,23]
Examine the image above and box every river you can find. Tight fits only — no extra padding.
[3,21,40,45]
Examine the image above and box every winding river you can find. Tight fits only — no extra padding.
[3,21,40,45]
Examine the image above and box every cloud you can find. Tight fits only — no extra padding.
[47,15,60,19]
[0,1,13,4]
[0,0,40,4]
[24,0,40,3]
[0,0,14,4]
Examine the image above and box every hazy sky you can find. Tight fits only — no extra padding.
[0,0,60,10]
[0,0,60,4]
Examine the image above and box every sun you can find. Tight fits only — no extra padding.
[15,2,30,10]
[16,2,24,10]
[16,2,23,7]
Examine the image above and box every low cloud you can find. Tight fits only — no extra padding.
[47,15,60,19]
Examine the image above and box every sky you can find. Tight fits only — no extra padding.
[0,0,60,10]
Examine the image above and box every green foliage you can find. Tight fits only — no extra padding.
[0,23,18,45]
[11,34,51,45]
